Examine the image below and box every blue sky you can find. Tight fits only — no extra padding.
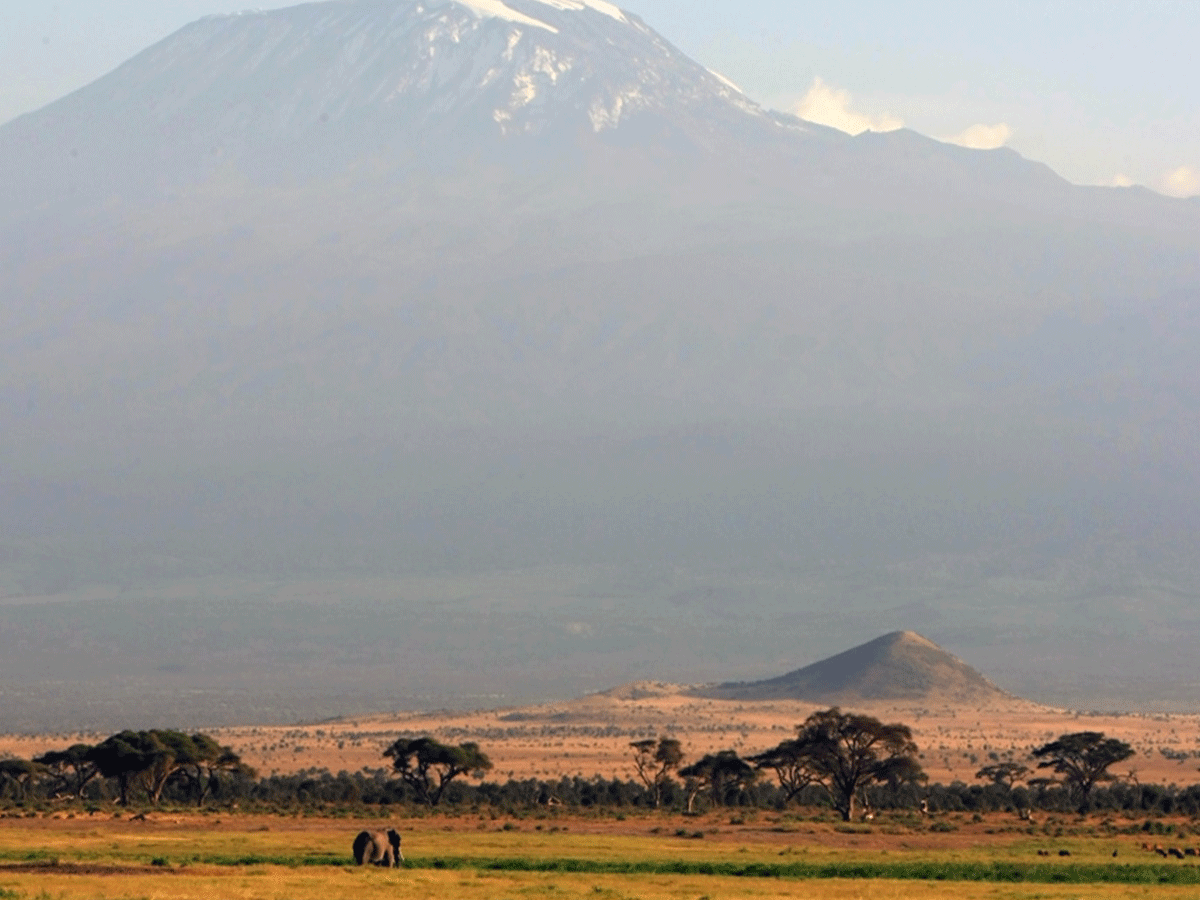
[3,0,1197,196]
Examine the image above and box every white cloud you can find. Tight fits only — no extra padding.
[1160,166,1200,198]
[941,122,1012,150]
[790,77,903,135]
[1107,173,1136,187]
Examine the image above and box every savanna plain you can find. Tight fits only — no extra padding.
[7,690,1200,900]
[3,808,1200,900]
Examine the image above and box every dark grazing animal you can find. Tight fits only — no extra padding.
[352,829,403,867]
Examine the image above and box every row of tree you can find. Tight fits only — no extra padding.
[60,760,1191,816]
[0,732,496,810]
[0,730,250,806]
[376,708,921,821]
[631,717,1138,820]
[0,712,1140,818]
[974,731,1136,812]
[631,708,920,820]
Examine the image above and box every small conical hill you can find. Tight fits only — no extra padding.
[692,631,1011,704]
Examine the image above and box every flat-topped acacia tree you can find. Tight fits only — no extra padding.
[749,736,821,804]
[975,761,1030,791]
[82,730,248,806]
[678,750,755,812]
[383,736,493,806]
[1032,731,1134,812]
[33,744,99,800]
[752,707,925,821]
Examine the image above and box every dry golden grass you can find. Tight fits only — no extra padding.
[11,868,1200,900]
[217,692,1200,785]
[4,689,1200,787]
[4,684,1198,900]
[1,813,1198,900]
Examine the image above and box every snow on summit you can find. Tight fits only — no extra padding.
[430,0,627,32]
[455,0,558,33]
[530,0,627,23]
[0,0,779,192]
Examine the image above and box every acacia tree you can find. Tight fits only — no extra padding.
[975,761,1030,791]
[168,733,252,806]
[145,731,202,804]
[82,730,247,806]
[1032,731,1133,812]
[384,736,493,806]
[629,737,683,808]
[198,744,254,806]
[749,733,822,804]
[678,750,755,812]
[34,744,100,800]
[114,730,210,805]
[0,758,43,802]
[86,731,163,806]
[789,707,925,821]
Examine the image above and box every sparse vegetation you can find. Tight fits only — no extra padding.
[8,715,1200,822]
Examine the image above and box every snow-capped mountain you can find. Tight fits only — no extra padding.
[1,0,809,211]
[140,0,768,138]
[2,0,1196,458]
[2,0,1200,723]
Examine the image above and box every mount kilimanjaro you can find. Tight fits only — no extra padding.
[4,0,1195,466]
[0,0,797,207]
[1,0,1199,726]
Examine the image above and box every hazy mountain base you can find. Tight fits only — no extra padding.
[4,404,1200,730]
[2,539,1198,732]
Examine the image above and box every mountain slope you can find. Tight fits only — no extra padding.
[0,1,1196,559]
[0,0,809,213]
[693,631,1014,703]
[0,0,1198,722]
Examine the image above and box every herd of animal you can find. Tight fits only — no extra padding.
[1142,842,1200,859]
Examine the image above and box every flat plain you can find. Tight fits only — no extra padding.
[3,809,1200,900]
[5,689,1200,898]
[4,689,1200,786]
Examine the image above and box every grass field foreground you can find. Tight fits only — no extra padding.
[10,867,1200,900]
[2,812,1200,900]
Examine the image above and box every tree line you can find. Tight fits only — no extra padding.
[633,715,1142,820]
[0,710,1158,818]
[0,729,251,807]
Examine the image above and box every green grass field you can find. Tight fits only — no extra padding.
[2,811,1198,900]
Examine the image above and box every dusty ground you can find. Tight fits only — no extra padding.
[4,685,1199,787]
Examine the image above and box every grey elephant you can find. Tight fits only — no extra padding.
[352,828,403,867]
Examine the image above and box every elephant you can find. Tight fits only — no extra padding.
[352,828,403,867]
